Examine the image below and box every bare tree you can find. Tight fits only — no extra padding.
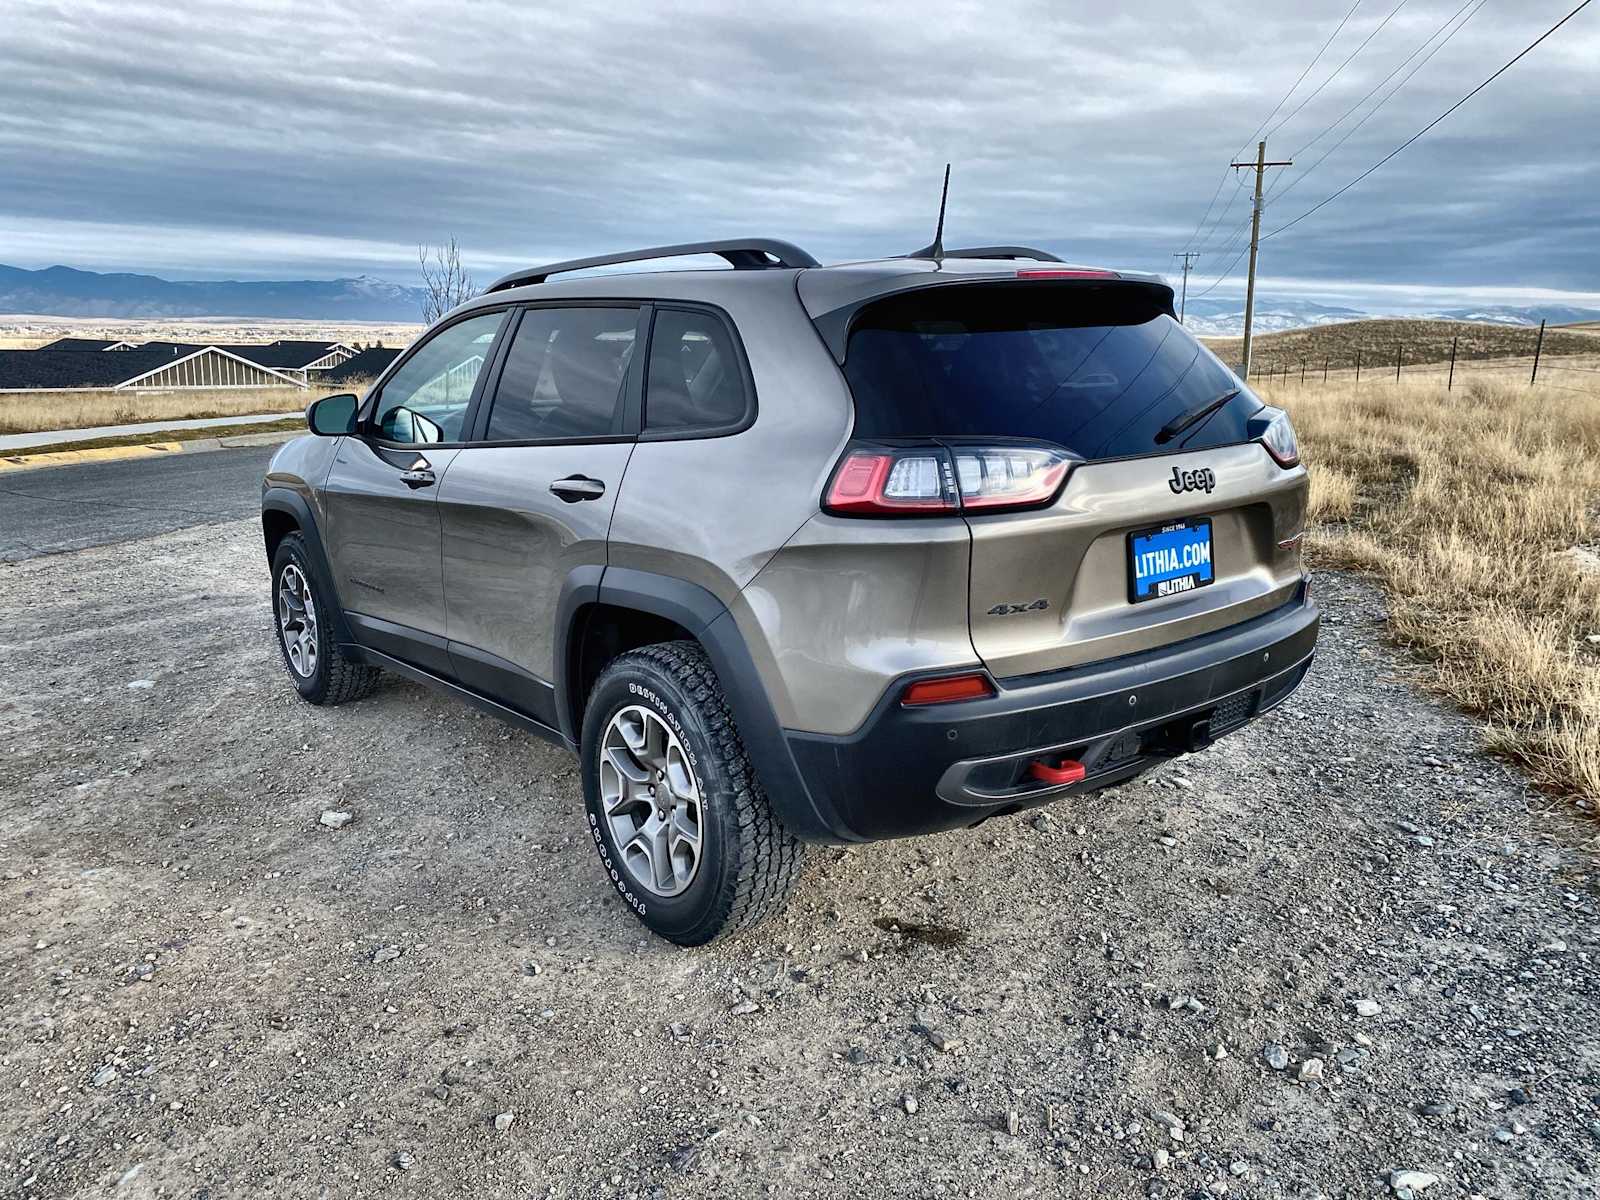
[417,238,476,323]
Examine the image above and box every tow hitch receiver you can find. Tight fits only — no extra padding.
[1145,716,1216,758]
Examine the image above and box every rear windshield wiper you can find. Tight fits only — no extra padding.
[1154,387,1240,445]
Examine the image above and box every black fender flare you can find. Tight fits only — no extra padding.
[260,487,356,647]
[556,565,853,844]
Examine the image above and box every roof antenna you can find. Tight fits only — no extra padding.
[909,163,951,262]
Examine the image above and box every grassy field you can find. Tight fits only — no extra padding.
[0,315,420,351]
[0,381,374,435]
[1205,318,1599,372]
[1264,373,1600,808]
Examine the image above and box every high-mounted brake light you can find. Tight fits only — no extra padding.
[1015,268,1119,280]
[824,443,1074,517]
[901,672,996,706]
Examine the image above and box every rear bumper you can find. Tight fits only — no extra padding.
[780,584,1318,842]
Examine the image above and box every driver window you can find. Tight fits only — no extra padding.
[482,307,638,441]
[372,311,505,444]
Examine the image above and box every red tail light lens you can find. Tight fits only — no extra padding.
[901,672,996,706]
[824,443,1074,517]
[824,449,956,513]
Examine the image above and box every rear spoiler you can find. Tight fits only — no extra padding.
[805,273,1177,364]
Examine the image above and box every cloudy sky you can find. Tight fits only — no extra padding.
[1,0,1596,308]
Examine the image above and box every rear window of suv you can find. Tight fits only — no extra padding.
[841,282,1259,460]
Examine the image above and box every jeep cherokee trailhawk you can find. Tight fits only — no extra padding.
[261,238,1318,944]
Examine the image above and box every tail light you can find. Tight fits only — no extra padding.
[1255,407,1300,467]
[824,442,1075,517]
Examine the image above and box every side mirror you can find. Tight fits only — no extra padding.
[306,393,359,436]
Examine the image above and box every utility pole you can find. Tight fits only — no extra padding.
[1230,141,1293,381]
[1173,251,1200,323]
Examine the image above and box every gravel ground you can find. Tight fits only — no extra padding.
[2,519,1598,1200]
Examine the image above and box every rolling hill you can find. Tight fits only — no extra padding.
[0,264,429,321]
[1201,318,1599,371]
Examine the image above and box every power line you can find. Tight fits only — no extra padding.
[1265,0,1411,143]
[1182,0,1363,250]
[1284,0,1481,162]
[1247,1,1366,149]
[1187,242,1254,303]
[1263,0,1594,242]
[1269,0,1488,203]
[1192,173,1254,253]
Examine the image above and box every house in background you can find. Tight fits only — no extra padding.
[0,339,399,392]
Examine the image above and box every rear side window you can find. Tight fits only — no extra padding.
[644,308,748,433]
[841,283,1258,460]
[483,307,638,441]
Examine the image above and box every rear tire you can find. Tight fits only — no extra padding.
[270,532,381,706]
[580,641,805,946]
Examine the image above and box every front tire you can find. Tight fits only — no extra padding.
[580,641,804,946]
[270,532,381,706]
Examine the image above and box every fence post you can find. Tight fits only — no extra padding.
[1448,334,1458,391]
[1355,347,1362,382]
[1300,359,1306,385]
[1395,342,1403,382]
[1530,319,1546,385]
[1322,357,1329,383]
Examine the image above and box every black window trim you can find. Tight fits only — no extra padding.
[464,299,650,448]
[638,301,757,442]
[357,304,515,451]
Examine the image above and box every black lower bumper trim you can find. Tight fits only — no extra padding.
[782,592,1318,842]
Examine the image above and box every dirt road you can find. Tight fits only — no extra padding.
[2,518,1597,1199]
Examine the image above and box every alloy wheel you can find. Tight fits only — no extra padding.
[597,705,704,897]
[277,563,319,679]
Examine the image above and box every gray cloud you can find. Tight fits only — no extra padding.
[0,0,1595,307]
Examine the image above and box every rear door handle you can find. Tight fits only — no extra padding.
[400,469,436,489]
[550,475,606,502]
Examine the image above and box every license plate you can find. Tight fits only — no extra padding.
[1127,518,1214,604]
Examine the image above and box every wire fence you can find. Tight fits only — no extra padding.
[1244,320,1600,400]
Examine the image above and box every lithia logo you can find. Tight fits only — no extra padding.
[1168,466,1216,495]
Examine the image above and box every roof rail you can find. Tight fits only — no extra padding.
[940,245,1064,263]
[486,238,820,293]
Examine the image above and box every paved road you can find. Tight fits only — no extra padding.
[0,411,298,452]
[0,444,274,561]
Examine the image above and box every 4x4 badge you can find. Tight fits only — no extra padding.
[1168,466,1216,494]
[987,599,1049,616]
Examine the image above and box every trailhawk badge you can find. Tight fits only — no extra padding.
[1168,466,1216,495]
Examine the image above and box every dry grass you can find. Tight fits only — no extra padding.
[1205,317,1600,371]
[1263,373,1600,808]
[0,381,374,435]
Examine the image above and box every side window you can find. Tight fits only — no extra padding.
[482,307,639,441]
[644,308,749,433]
[372,311,505,444]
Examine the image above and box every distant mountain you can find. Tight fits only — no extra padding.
[0,264,429,320]
[1182,295,1600,338]
[5,262,1597,333]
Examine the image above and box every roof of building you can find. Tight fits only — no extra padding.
[0,348,190,389]
[35,336,126,352]
[321,346,400,383]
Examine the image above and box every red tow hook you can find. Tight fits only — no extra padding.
[1027,757,1086,786]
